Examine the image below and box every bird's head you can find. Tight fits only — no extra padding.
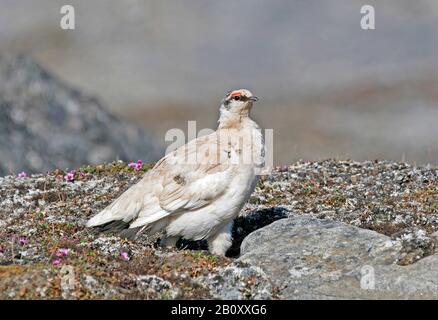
[220,89,258,116]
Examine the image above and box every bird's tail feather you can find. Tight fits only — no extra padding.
[95,219,164,240]
[118,226,143,240]
[86,181,169,240]
[91,219,142,240]
[86,183,144,228]
[96,220,131,233]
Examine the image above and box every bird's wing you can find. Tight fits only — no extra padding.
[129,132,236,228]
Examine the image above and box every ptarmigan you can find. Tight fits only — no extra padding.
[86,89,264,256]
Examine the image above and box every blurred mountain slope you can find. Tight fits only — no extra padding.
[0,55,162,176]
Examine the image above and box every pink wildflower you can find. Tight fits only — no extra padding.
[18,171,27,178]
[19,237,28,245]
[128,160,143,171]
[64,171,75,182]
[56,248,69,257]
[52,259,61,265]
[128,162,136,168]
[120,252,129,261]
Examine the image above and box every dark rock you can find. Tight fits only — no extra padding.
[0,54,163,176]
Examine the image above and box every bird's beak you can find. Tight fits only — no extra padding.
[249,96,258,102]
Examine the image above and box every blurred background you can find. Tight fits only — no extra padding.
[0,0,437,175]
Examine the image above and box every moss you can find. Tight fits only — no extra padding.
[77,161,154,179]
[0,265,27,277]
[361,222,407,237]
[427,203,438,214]
[323,192,347,207]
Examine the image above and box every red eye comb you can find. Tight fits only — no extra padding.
[230,91,242,97]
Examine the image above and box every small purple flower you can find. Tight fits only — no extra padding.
[56,248,69,257]
[64,171,75,182]
[19,237,28,245]
[120,252,129,261]
[79,172,89,177]
[52,259,61,266]
[128,162,136,168]
[128,160,143,171]
[18,171,27,178]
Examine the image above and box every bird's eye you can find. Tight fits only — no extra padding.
[233,96,241,101]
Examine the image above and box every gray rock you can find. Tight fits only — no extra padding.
[0,54,163,176]
[239,216,438,299]
[136,275,179,299]
[198,264,276,300]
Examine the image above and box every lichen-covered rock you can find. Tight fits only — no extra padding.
[197,264,276,300]
[370,254,438,299]
[0,54,162,176]
[135,275,179,299]
[239,216,438,299]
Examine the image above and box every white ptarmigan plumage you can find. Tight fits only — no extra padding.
[86,89,264,256]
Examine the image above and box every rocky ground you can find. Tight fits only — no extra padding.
[0,159,437,299]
